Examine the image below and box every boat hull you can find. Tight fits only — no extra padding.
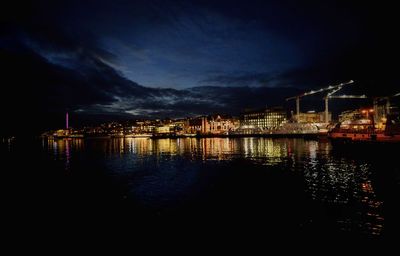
[328,132,400,143]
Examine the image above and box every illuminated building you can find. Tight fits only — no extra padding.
[294,111,331,123]
[55,129,68,137]
[185,114,237,134]
[201,114,236,134]
[155,126,170,134]
[171,119,185,135]
[240,107,287,130]
[339,109,364,122]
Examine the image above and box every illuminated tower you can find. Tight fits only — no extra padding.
[66,112,69,129]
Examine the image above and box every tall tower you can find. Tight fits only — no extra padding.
[66,112,69,129]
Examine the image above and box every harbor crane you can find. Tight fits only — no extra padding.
[285,80,354,119]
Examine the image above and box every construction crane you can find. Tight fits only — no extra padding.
[324,93,368,122]
[327,94,368,120]
[323,86,350,122]
[285,80,354,118]
[327,92,399,122]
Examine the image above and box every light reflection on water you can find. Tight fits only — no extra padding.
[41,137,385,237]
[45,137,293,163]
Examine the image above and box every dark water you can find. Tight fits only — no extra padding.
[3,137,400,242]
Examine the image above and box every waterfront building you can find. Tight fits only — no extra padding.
[295,111,331,123]
[185,117,203,134]
[340,107,393,130]
[339,109,363,122]
[55,129,69,137]
[155,125,170,134]
[185,114,237,135]
[171,119,186,135]
[240,107,287,130]
[134,121,155,133]
[201,114,236,134]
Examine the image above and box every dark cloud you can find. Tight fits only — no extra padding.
[201,71,280,87]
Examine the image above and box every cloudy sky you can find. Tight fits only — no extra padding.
[1,0,396,134]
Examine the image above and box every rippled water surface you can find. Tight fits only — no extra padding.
[4,137,399,240]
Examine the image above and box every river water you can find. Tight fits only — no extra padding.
[3,137,399,241]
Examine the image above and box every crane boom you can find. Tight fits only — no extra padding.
[325,86,344,98]
[285,80,354,101]
[328,94,367,99]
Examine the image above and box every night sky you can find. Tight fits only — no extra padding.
[1,0,397,135]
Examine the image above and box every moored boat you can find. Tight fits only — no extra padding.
[328,114,400,143]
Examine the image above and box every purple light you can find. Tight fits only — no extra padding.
[66,113,69,129]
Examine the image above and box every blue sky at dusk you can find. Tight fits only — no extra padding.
[39,0,309,89]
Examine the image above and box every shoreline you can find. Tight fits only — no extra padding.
[42,133,320,140]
